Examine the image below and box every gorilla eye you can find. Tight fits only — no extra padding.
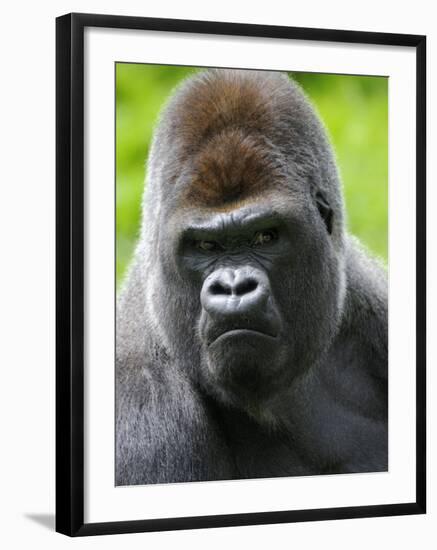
[196,240,220,252]
[252,229,278,246]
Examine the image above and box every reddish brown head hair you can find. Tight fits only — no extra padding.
[147,69,343,236]
[155,70,299,209]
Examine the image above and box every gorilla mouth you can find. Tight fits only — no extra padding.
[209,327,278,346]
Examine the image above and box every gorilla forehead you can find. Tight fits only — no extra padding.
[181,128,290,208]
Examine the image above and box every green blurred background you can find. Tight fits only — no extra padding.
[116,64,388,288]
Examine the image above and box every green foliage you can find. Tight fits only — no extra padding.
[116,65,388,286]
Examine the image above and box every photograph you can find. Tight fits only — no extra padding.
[55,13,426,536]
[1,1,433,547]
[115,65,389,486]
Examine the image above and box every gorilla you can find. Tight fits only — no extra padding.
[116,69,388,485]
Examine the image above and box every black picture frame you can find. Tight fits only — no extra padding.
[56,12,426,537]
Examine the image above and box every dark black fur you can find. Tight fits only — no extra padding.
[116,70,387,485]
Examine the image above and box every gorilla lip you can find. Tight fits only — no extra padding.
[209,328,277,346]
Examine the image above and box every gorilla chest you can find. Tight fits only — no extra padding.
[216,382,387,479]
[219,409,318,478]
[231,435,315,479]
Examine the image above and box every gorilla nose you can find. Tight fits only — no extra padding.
[201,267,268,318]
[210,274,258,297]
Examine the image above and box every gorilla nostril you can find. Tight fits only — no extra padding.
[210,281,232,296]
[235,278,258,296]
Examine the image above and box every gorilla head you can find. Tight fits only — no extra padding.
[133,69,347,414]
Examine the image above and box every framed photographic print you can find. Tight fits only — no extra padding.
[56,12,426,536]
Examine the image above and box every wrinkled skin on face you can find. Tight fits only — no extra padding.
[116,69,387,485]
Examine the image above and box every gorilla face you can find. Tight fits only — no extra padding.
[158,189,344,411]
[143,70,346,412]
